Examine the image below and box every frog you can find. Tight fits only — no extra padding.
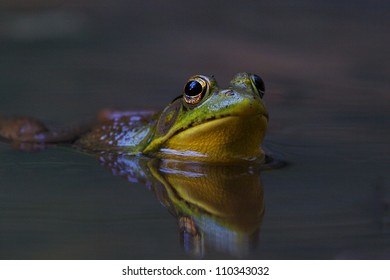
[0,72,268,163]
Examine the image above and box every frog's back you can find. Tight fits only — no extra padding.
[77,115,156,153]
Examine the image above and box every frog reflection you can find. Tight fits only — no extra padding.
[99,153,265,258]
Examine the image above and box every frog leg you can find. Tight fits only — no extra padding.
[0,116,48,142]
[0,115,93,144]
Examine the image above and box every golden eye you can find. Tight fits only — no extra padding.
[250,74,265,98]
[183,77,208,105]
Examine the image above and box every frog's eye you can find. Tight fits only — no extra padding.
[183,77,208,105]
[250,74,265,98]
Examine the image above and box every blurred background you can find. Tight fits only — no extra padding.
[0,0,389,259]
[1,1,388,119]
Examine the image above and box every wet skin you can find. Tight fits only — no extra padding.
[0,73,268,163]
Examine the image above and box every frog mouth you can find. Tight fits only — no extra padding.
[181,112,268,130]
[169,113,268,145]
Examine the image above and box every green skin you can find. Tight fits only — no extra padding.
[0,73,267,160]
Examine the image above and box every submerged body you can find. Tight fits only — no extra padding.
[0,73,268,163]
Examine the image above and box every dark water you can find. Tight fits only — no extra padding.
[0,1,389,259]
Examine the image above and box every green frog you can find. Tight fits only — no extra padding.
[0,72,268,163]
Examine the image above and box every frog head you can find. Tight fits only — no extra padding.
[144,72,268,163]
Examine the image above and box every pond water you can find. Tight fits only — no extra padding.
[0,1,389,259]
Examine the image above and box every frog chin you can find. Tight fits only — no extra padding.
[158,114,268,163]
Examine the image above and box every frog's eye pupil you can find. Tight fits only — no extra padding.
[252,74,265,98]
[185,81,202,97]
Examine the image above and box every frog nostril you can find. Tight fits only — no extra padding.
[224,90,235,96]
